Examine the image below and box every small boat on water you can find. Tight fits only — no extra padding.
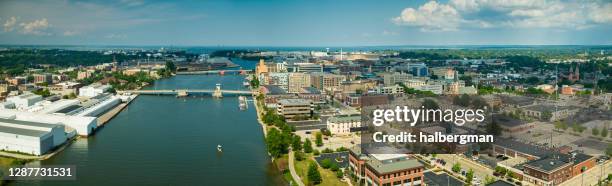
[243,81,250,87]
[217,144,223,152]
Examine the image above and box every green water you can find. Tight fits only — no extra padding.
[13,75,285,186]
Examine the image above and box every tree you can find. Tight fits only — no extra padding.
[321,158,333,169]
[308,162,322,185]
[250,75,260,88]
[484,175,495,185]
[292,135,302,151]
[592,127,600,136]
[601,126,608,138]
[295,151,305,161]
[606,143,612,157]
[454,94,471,107]
[165,61,177,72]
[315,132,323,147]
[265,128,291,157]
[452,163,461,173]
[330,163,339,172]
[336,170,343,178]
[303,138,313,153]
[466,169,474,183]
[422,99,439,110]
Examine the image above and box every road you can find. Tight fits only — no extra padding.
[288,150,305,186]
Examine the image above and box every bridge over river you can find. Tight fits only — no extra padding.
[118,88,252,97]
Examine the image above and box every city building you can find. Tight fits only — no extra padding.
[373,84,404,95]
[326,115,361,135]
[255,59,269,75]
[288,73,311,93]
[0,118,67,155]
[276,99,313,120]
[78,84,111,98]
[267,72,289,91]
[383,72,412,86]
[33,73,53,84]
[349,147,424,186]
[6,93,43,110]
[522,105,580,122]
[298,87,324,103]
[408,63,428,77]
[77,71,92,80]
[310,73,346,91]
[294,63,323,73]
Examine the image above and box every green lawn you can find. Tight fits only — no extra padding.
[293,153,347,186]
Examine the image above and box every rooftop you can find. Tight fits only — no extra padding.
[524,156,571,173]
[0,125,48,137]
[327,115,361,124]
[367,157,423,175]
[278,99,311,106]
[0,117,60,128]
[494,138,549,158]
[262,85,287,95]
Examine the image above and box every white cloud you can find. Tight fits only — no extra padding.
[392,1,463,31]
[3,17,17,32]
[19,18,51,35]
[394,0,612,31]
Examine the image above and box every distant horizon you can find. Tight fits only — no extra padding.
[1,43,611,48]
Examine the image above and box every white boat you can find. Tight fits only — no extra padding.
[217,144,222,152]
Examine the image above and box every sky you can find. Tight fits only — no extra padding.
[0,0,611,46]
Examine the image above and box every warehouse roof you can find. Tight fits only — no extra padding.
[0,125,48,137]
[0,118,60,128]
[494,138,549,158]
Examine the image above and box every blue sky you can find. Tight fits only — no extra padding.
[0,0,610,46]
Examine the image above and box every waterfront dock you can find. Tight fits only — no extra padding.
[97,94,138,126]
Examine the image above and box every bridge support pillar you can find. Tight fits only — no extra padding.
[212,83,223,98]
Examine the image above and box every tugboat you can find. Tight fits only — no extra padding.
[217,144,223,152]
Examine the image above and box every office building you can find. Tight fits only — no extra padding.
[349,147,424,186]
[326,115,361,135]
[288,73,311,93]
[277,99,313,120]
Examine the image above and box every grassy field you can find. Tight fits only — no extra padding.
[294,153,346,186]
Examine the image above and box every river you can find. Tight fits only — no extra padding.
[12,73,285,185]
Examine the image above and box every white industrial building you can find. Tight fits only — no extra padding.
[75,96,121,117]
[78,84,111,98]
[0,118,67,155]
[0,110,97,136]
[37,99,81,114]
[6,93,43,110]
